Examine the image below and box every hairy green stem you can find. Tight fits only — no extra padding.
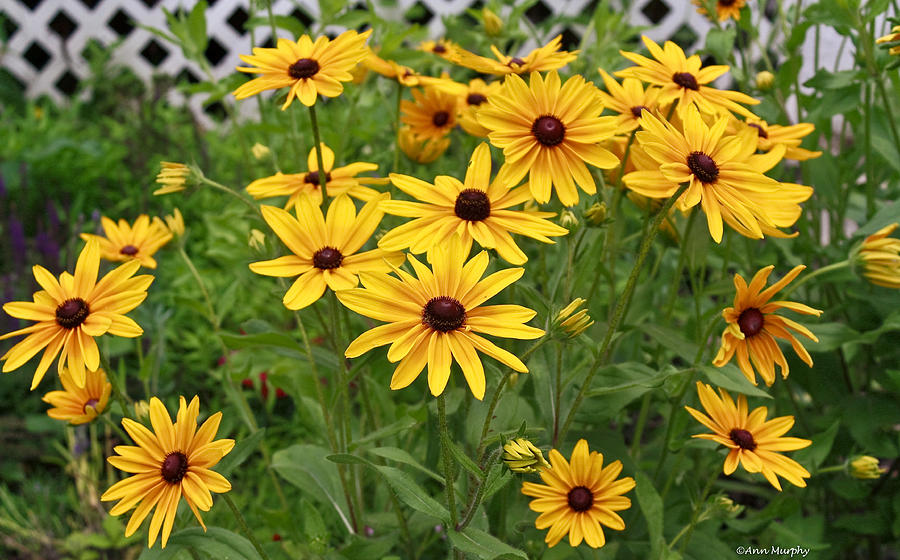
[223,493,271,560]
[437,394,459,530]
[308,105,329,198]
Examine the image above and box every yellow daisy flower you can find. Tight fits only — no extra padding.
[246,144,382,209]
[478,71,619,206]
[521,439,635,548]
[250,193,403,310]
[101,396,234,548]
[623,106,811,242]
[419,76,504,137]
[233,29,372,109]
[401,86,458,141]
[398,126,451,163]
[693,0,747,21]
[876,25,900,55]
[80,216,173,270]
[597,69,662,134]
[616,36,759,119]
[1,240,152,389]
[453,35,577,75]
[729,117,822,161]
[418,39,461,62]
[42,367,111,425]
[364,48,422,86]
[338,236,544,400]
[379,143,569,264]
[857,223,900,289]
[685,382,811,491]
[713,265,822,386]
[154,162,190,195]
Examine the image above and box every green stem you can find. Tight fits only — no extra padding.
[815,464,847,475]
[662,210,697,321]
[629,393,652,460]
[99,354,132,415]
[222,493,271,560]
[558,183,688,441]
[308,105,329,198]
[99,411,130,443]
[456,447,502,531]
[198,175,262,217]
[179,247,220,329]
[437,394,459,529]
[551,343,564,447]
[393,82,403,172]
[781,260,850,297]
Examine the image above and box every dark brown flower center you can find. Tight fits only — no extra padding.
[748,123,768,139]
[56,298,90,329]
[630,105,650,118]
[532,116,565,146]
[161,451,189,483]
[423,297,466,332]
[119,245,139,256]
[686,151,719,183]
[737,307,764,337]
[567,486,594,512]
[304,170,332,186]
[454,189,491,222]
[672,72,700,91]
[729,428,756,451]
[83,398,99,413]
[313,246,343,270]
[720,0,737,6]
[288,58,319,79]
[432,111,450,128]
[466,93,488,106]
[508,57,526,67]
[433,44,447,54]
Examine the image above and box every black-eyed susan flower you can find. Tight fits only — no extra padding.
[730,117,822,161]
[453,35,577,75]
[420,77,503,138]
[857,223,900,289]
[685,382,811,491]
[43,367,111,425]
[623,106,810,242]
[693,0,746,21]
[713,265,822,386]
[1,240,152,389]
[154,162,190,195]
[418,39,461,62]
[478,71,619,206]
[338,236,544,400]
[877,25,900,55]
[250,193,403,310]
[502,438,551,473]
[379,143,568,264]
[597,69,662,134]
[398,126,450,163]
[80,216,173,270]
[233,29,372,109]
[101,396,234,548]
[364,48,422,86]
[401,86,458,141]
[521,439,635,548]
[246,144,382,209]
[616,36,758,119]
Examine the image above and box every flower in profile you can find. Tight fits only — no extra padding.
[555,298,593,338]
[379,143,568,264]
[877,25,900,55]
[43,367,111,425]
[246,143,382,209]
[1,239,153,389]
[162,208,185,239]
[597,69,662,134]
[730,117,822,161]
[80,216,173,269]
[401,86,458,141]
[398,126,450,163]
[364,48,422,86]
[849,456,886,480]
[233,29,372,109]
[338,236,544,400]
[502,438,550,473]
[713,265,822,386]
[478,71,619,206]
[685,382,811,491]
[420,77,503,138]
[522,439,635,548]
[250,193,403,310]
[154,162,190,195]
[693,0,746,21]
[623,106,811,242]
[418,39,461,62]
[856,223,900,289]
[101,396,234,548]
[453,35,577,75]
[616,36,759,118]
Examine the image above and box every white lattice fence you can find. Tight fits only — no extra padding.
[0,0,888,126]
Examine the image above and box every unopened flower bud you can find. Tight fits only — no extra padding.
[555,298,594,338]
[507,372,519,388]
[163,208,185,238]
[249,229,267,251]
[132,400,150,421]
[502,438,550,473]
[850,455,886,480]
[482,8,503,36]
[755,70,775,91]
[251,143,271,160]
[584,202,608,226]
[559,209,578,230]
[154,162,192,195]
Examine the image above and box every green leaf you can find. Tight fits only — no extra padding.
[215,429,265,476]
[704,27,736,65]
[137,527,261,560]
[447,526,528,559]
[803,69,864,90]
[272,445,354,532]
[698,366,773,399]
[187,1,209,54]
[634,471,664,559]
[350,416,419,450]
[368,446,444,484]
[793,420,839,470]
[373,465,449,522]
[806,322,860,352]
[481,463,512,501]
[446,439,485,480]
[326,453,370,465]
